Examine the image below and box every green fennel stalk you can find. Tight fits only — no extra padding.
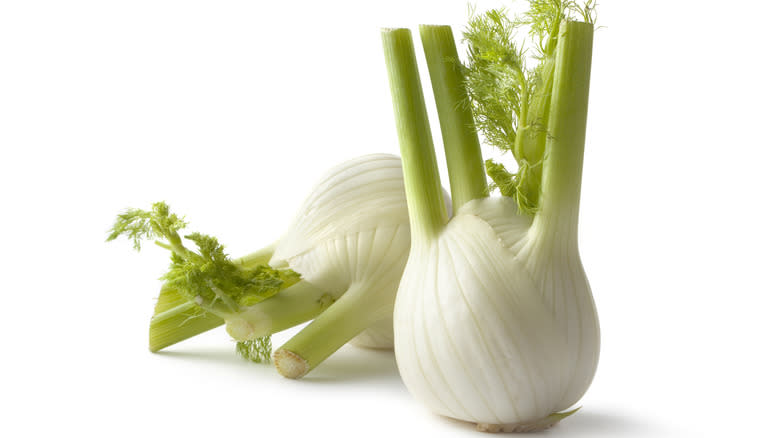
[419,25,487,212]
[382,28,449,241]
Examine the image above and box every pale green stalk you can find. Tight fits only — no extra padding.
[149,297,224,352]
[273,282,385,378]
[531,20,593,241]
[382,28,448,241]
[419,25,487,210]
[226,280,333,340]
[150,279,330,352]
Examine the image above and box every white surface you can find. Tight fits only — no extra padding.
[1,1,779,436]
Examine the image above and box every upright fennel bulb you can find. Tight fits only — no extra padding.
[110,154,447,378]
[382,2,599,432]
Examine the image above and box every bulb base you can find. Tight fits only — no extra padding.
[473,408,580,433]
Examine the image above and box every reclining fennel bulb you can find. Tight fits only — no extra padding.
[110,154,451,378]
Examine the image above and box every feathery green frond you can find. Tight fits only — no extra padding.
[107,202,187,251]
[108,202,300,316]
[236,337,273,364]
[463,0,595,214]
[463,8,528,156]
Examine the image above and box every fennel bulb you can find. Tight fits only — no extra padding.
[226,153,412,352]
[395,196,598,430]
[382,2,599,432]
[110,154,449,378]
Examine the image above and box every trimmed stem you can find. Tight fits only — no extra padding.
[533,21,594,241]
[419,25,487,211]
[274,282,381,378]
[149,303,224,352]
[224,280,333,341]
[382,28,448,240]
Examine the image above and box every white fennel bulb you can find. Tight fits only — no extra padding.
[383,10,599,432]
[270,154,411,349]
[111,154,449,378]
[228,153,451,378]
[395,197,598,430]
[225,154,411,350]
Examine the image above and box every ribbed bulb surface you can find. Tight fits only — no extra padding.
[394,197,599,426]
[270,154,414,348]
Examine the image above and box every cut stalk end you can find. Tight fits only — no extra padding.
[273,349,309,379]
[272,282,382,377]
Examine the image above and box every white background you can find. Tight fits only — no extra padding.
[1,1,779,436]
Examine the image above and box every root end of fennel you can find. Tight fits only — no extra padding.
[475,408,580,433]
[274,349,309,379]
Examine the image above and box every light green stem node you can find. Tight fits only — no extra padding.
[382,28,448,241]
[225,280,332,341]
[533,20,594,241]
[245,280,333,336]
[419,24,487,211]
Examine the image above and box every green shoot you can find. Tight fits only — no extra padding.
[108,202,300,316]
[108,202,302,355]
[463,0,596,214]
[108,201,187,251]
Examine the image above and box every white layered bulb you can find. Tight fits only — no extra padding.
[225,154,414,348]
[223,154,452,378]
[394,197,599,428]
[269,153,414,348]
[382,16,600,431]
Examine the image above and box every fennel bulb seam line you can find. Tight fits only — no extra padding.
[411,262,463,418]
[441,235,519,423]
[423,250,475,419]
[448,228,545,417]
